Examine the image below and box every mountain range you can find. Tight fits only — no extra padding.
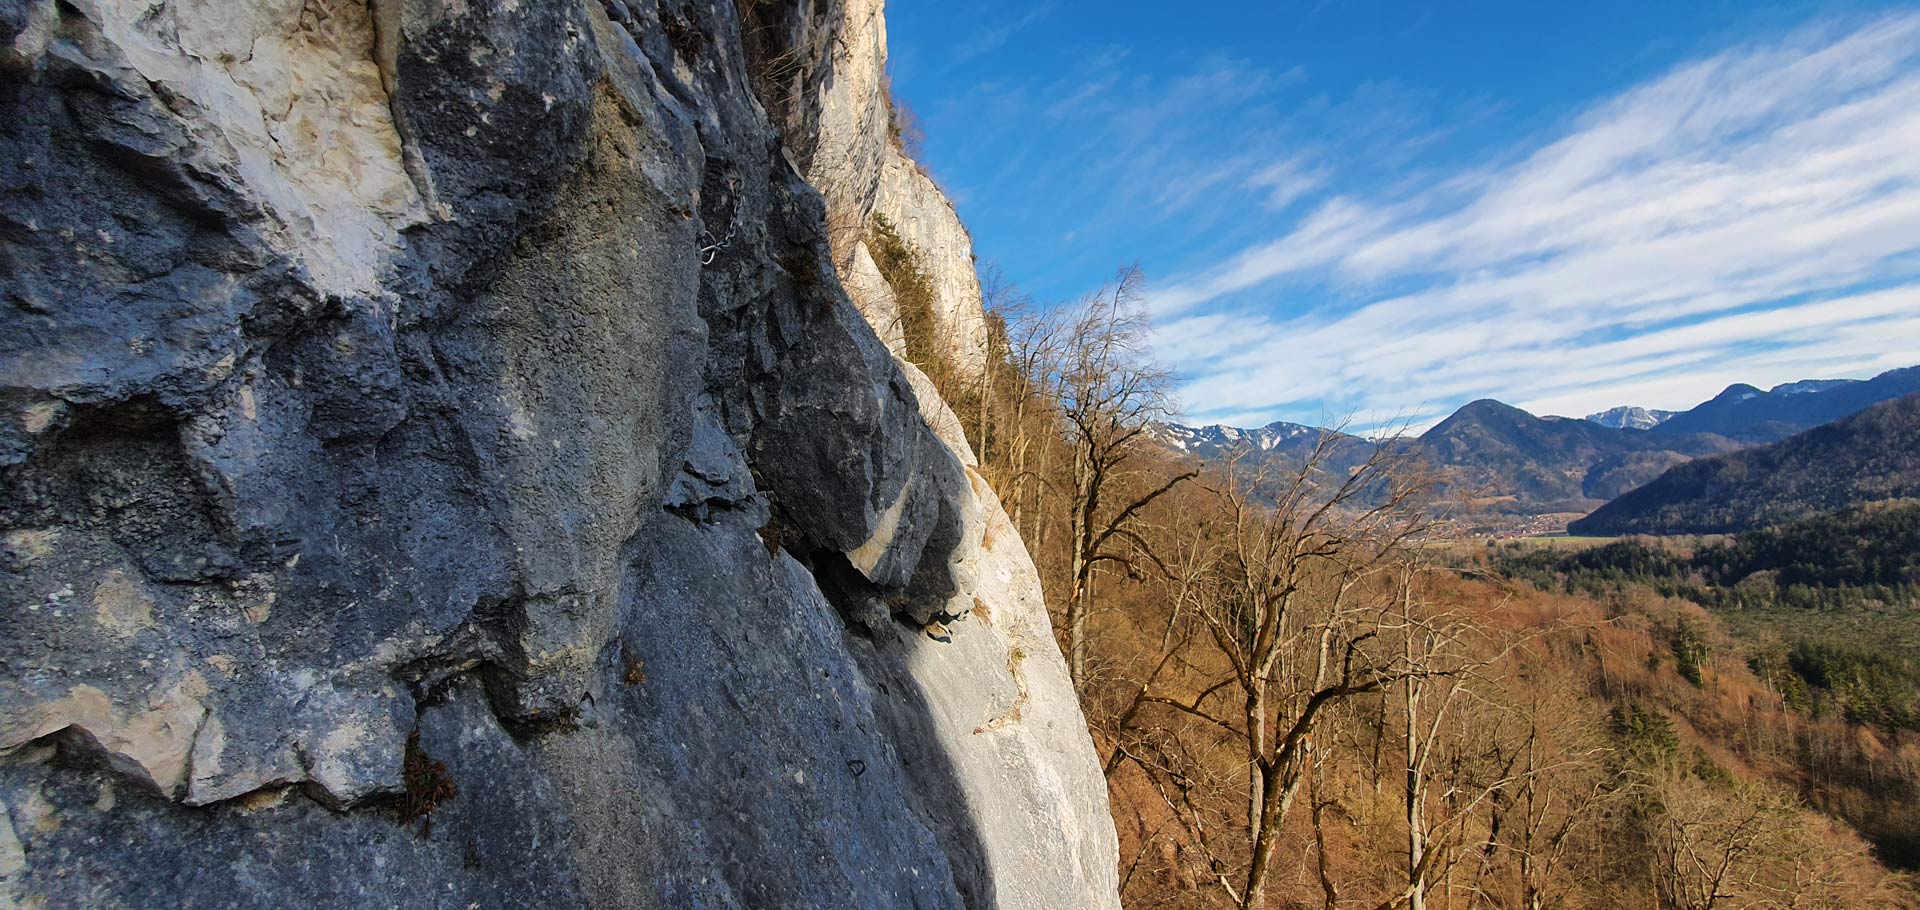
[1155,365,1920,525]
[1149,420,1373,471]
[1416,400,1735,514]
[1150,420,1339,460]
[1591,367,1920,442]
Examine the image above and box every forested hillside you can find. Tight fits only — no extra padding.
[1417,399,1735,514]
[1652,367,1920,442]
[1573,393,1920,535]
[1491,504,1920,866]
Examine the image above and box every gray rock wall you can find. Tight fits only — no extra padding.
[0,0,1117,907]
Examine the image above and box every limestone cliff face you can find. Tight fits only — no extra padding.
[0,1,1117,908]
[806,0,990,380]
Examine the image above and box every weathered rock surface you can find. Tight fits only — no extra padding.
[871,149,993,378]
[0,0,1118,907]
[805,0,990,381]
[843,237,909,355]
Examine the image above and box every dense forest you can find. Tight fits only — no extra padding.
[1489,504,1920,867]
[1504,502,1920,612]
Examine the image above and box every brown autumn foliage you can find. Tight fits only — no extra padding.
[917,264,1918,909]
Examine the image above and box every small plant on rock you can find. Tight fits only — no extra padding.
[399,730,457,836]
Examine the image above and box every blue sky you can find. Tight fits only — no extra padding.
[886,1,1920,432]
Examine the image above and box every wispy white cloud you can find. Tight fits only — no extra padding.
[1153,14,1920,428]
[950,3,1057,65]
[1246,157,1327,211]
[937,50,1337,253]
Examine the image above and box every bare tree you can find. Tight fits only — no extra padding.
[1052,266,1194,692]
[1646,774,1797,910]
[989,286,1072,540]
[1394,573,1476,910]
[1646,766,1920,910]
[1309,740,1346,910]
[970,262,1025,466]
[1385,571,1536,910]
[1106,431,1443,910]
[977,265,1052,508]
[1501,689,1616,910]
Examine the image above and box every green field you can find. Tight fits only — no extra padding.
[1515,534,1614,547]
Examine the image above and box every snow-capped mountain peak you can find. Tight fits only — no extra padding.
[1148,420,1333,456]
[1582,405,1677,430]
